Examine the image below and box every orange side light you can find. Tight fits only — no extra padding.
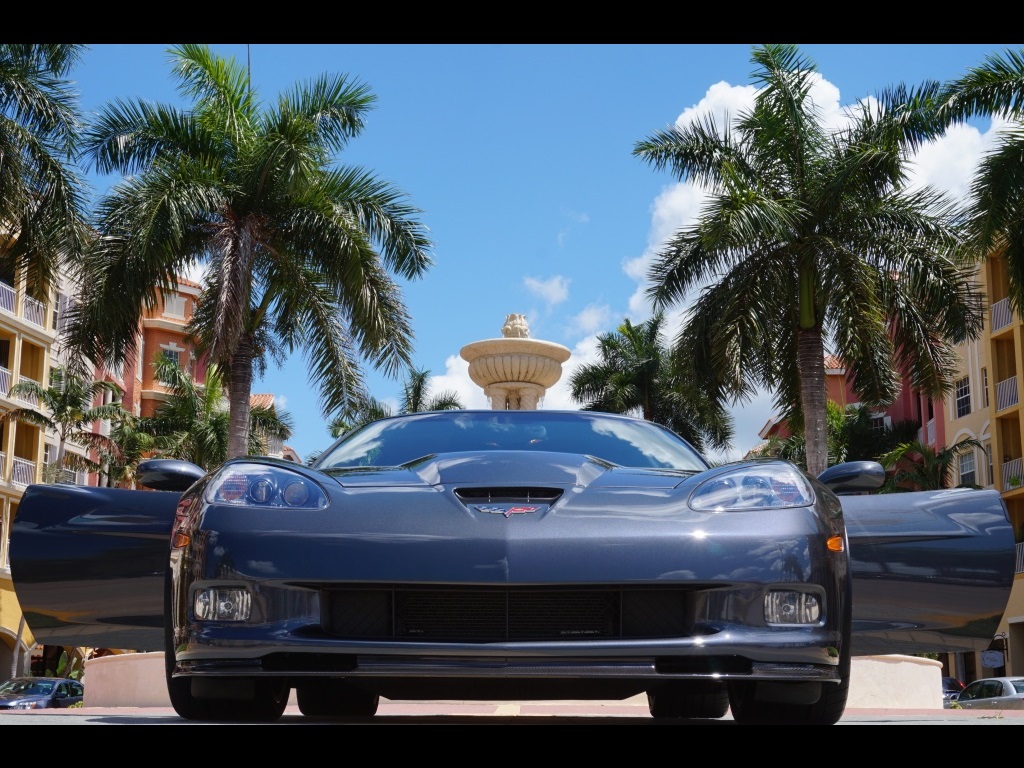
[826,535,844,553]
[171,496,195,550]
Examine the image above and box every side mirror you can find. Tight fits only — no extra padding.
[817,460,886,494]
[136,458,207,492]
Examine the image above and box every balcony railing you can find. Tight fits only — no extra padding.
[992,297,1013,331]
[23,295,45,327]
[43,463,82,485]
[1004,457,1024,491]
[997,376,1019,411]
[11,457,35,486]
[1017,542,1024,574]
[14,376,39,406]
[0,281,14,314]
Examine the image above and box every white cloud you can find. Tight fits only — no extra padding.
[429,354,490,410]
[541,334,603,410]
[524,275,570,307]
[567,303,611,337]
[908,121,993,199]
[673,81,757,133]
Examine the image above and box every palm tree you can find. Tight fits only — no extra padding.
[67,44,433,460]
[0,44,90,296]
[877,437,985,492]
[567,311,733,454]
[326,367,464,438]
[0,366,125,482]
[144,356,293,471]
[96,411,158,488]
[752,401,923,469]
[750,399,848,468]
[936,48,1024,312]
[633,43,983,475]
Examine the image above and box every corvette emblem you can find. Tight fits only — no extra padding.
[473,504,542,518]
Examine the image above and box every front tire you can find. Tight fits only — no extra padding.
[297,679,379,718]
[647,681,730,719]
[727,674,849,725]
[164,569,289,722]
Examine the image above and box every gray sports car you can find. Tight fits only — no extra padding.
[9,409,1016,724]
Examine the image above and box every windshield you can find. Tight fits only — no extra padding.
[314,410,709,471]
[0,679,53,695]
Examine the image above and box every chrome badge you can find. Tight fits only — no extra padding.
[473,504,544,518]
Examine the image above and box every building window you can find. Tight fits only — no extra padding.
[954,377,971,419]
[869,413,890,434]
[986,443,993,487]
[982,368,989,409]
[163,292,186,318]
[958,451,976,487]
[157,345,185,384]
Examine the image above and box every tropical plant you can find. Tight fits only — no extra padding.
[937,48,1024,312]
[45,647,84,681]
[877,437,985,492]
[96,411,158,488]
[751,399,848,469]
[326,367,464,438]
[0,365,125,481]
[839,405,921,464]
[67,44,433,461]
[754,402,924,471]
[0,43,90,297]
[143,356,293,471]
[567,311,733,454]
[633,43,984,475]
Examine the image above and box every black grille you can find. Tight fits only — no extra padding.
[326,587,690,642]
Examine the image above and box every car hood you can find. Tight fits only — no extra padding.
[0,693,46,703]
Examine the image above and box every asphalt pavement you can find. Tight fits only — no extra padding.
[1,696,1022,725]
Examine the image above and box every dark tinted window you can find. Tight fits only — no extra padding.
[315,411,709,471]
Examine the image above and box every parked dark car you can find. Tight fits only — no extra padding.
[942,676,966,708]
[0,677,84,709]
[951,677,1024,710]
[7,410,1017,725]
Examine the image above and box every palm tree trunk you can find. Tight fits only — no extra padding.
[798,329,828,476]
[10,615,25,677]
[226,335,255,460]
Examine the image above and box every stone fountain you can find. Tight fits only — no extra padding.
[459,314,571,410]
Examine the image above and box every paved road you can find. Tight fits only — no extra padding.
[2,697,1022,724]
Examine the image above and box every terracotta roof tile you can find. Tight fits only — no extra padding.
[250,393,275,409]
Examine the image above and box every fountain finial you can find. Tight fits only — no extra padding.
[501,313,530,338]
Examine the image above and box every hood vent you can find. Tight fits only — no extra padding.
[455,487,563,505]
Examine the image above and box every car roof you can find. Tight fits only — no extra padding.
[8,677,65,683]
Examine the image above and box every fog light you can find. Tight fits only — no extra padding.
[194,587,251,621]
[764,590,820,625]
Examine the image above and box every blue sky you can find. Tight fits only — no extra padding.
[70,44,1022,463]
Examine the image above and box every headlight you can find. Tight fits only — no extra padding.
[689,463,813,511]
[10,700,41,709]
[205,463,329,509]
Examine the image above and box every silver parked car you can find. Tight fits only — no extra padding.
[952,677,1024,710]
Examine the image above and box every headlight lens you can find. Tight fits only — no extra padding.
[689,463,813,511]
[205,463,329,509]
